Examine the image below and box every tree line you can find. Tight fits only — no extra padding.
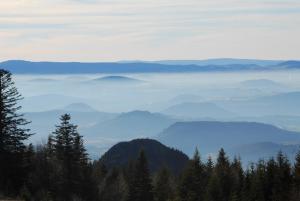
[1,69,300,201]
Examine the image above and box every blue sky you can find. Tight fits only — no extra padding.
[0,0,299,61]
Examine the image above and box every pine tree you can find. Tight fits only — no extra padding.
[0,69,31,195]
[205,156,214,177]
[292,150,300,201]
[27,144,55,200]
[241,169,252,201]
[230,157,244,201]
[127,150,153,201]
[100,168,128,201]
[205,173,222,201]
[178,148,205,201]
[249,160,266,201]
[51,113,89,201]
[264,158,276,201]
[214,148,232,201]
[272,151,292,201]
[154,167,174,201]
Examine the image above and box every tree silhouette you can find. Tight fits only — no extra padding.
[127,150,153,201]
[0,69,31,195]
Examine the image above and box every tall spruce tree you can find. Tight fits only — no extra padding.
[214,148,232,201]
[273,151,292,201]
[230,157,244,201]
[178,148,205,201]
[51,113,89,201]
[153,167,174,201]
[127,150,153,201]
[0,69,31,195]
[292,150,300,201]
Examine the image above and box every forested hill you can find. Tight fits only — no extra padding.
[100,139,189,174]
[1,60,300,74]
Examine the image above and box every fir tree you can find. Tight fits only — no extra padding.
[178,148,205,201]
[127,150,153,201]
[214,148,232,201]
[205,156,214,177]
[51,114,89,201]
[154,167,174,201]
[273,151,292,201]
[230,157,244,201]
[100,168,128,201]
[292,150,300,201]
[0,69,31,195]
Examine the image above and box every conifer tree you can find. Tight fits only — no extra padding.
[205,173,222,201]
[230,157,244,201]
[292,150,300,201]
[0,69,31,195]
[272,151,292,201]
[214,148,232,201]
[178,148,204,201]
[100,168,128,201]
[51,114,89,201]
[249,160,266,201]
[205,156,214,177]
[154,167,174,201]
[127,150,153,201]
[264,158,276,201]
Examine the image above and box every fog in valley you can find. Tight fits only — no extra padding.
[14,71,300,162]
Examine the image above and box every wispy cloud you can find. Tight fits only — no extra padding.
[0,0,299,61]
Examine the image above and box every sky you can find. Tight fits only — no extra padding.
[0,0,300,62]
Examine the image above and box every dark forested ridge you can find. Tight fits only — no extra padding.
[100,139,189,175]
[2,69,300,201]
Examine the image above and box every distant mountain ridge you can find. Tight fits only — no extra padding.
[157,121,300,159]
[63,102,98,112]
[1,59,299,74]
[217,91,300,116]
[82,110,177,140]
[239,79,284,88]
[162,102,235,119]
[228,142,300,163]
[136,58,284,66]
[91,76,142,83]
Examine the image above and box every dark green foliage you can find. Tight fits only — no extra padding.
[51,114,91,201]
[272,152,292,201]
[100,139,189,175]
[0,69,31,196]
[153,167,175,201]
[292,150,300,201]
[127,150,154,201]
[22,114,95,201]
[99,168,128,201]
[205,148,232,201]
[178,149,205,201]
[230,157,244,201]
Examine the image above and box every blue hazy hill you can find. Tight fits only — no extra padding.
[1,59,299,74]
[91,75,142,83]
[276,60,300,69]
[157,121,300,158]
[146,58,284,66]
[217,91,300,116]
[228,142,300,164]
[82,110,177,140]
[162,102,236,119]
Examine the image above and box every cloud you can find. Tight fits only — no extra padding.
[0,0,299,61]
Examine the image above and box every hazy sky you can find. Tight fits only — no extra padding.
[0,0,300,62]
